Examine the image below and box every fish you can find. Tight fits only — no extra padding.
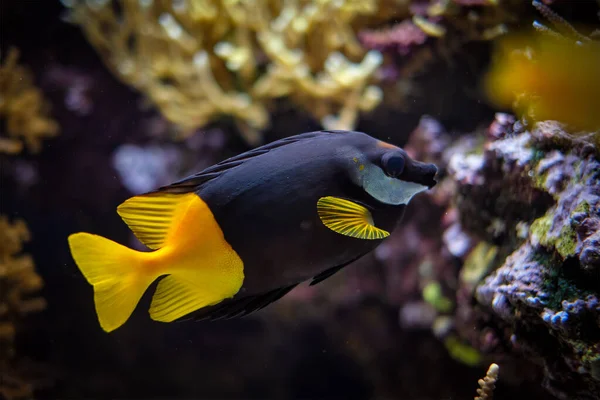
[67,130,438,332]
[483,29,600,133]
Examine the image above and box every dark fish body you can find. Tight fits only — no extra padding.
[198,131,407,295]
[68,130,438,331]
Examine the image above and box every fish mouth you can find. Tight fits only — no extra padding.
[426,165,439,188]
[404,162,438,189]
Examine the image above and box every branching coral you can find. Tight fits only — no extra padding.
[0,47,60,155]
[0,216,47,400]
[61,0,394,145]
[0,43,55,398]
[474,363,499,400]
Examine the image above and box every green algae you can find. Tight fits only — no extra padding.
[461,242,499,292]
[423,282,453,313]
[589,355,600,381]
[554,202,590,259]
[444,335,482,367]
[542,260,596,310]
[574,200,591,215]
[556,224,578,259]
[545,272,580,310]
[570,342,600,381]
[530,201,591,260]
[531,146,546,165]
[530,213,552,245]
[531,168,550,192]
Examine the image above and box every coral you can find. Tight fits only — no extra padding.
[446,115,600,399]
[0,216,47,400]
[44,64,96,117]
[448,122,554,245]
[358,20,428,56]
[61,0,398,145]
[358,0,530,116]
[359,0,529,65]
[412,0,524,41]
[475,363,499,400]
[335,112,599,398]
[112,143,187,195]
[0,2,574,399]
[0,47,60,154]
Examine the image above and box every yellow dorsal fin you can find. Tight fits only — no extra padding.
[116,192,196,249]
[317,196,390,240]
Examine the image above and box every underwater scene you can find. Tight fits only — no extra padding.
[2,0,600,399]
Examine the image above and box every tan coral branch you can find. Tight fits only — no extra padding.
[475,363,500,400]
[63,0,396,145]
[0,47,59,154]
[0,216,47,400]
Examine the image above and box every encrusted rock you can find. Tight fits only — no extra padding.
[449,114,600,400]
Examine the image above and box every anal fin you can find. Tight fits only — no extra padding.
[317,196,390,240]
[309,265,346,286]
[150,274,225,322]
[309,255,364,286]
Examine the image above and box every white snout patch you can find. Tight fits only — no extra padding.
[360,163,429,205]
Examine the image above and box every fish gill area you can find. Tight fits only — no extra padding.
[1,1,599,400]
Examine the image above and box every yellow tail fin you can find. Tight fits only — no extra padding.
[68,232,156,333]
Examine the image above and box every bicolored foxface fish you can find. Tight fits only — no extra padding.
[68,130,438,332]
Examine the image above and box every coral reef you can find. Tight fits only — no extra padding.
[61,0,402,145]
[465,120,600,400]
[410,0,524,41]
[0,41,56,400]
[0,216,47,400]
[3,1,599,399]
[354,0,538,128]
[0,47,60,154]
[437,114,600,399]
[271,115,557,398]
[358,0,529,85]
[292,112,599,399]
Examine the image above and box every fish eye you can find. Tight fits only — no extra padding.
[381,152,405,178]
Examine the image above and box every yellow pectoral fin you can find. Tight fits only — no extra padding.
[317,196,390,240]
